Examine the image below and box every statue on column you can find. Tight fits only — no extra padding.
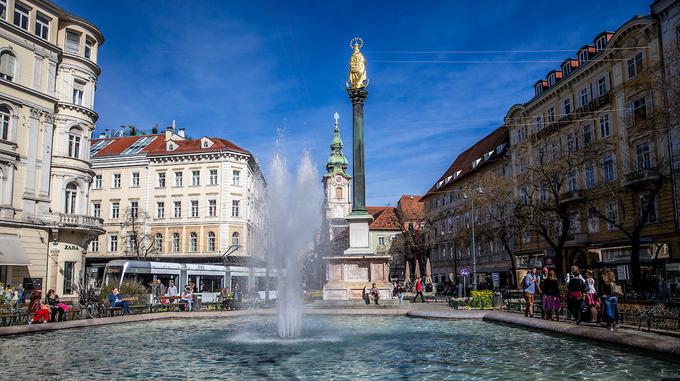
[348,38,367,89]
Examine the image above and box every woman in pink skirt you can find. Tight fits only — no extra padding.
[541,270,561,321]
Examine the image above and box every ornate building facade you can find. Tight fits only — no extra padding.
[86,125,265,284]
[0,0,104,299]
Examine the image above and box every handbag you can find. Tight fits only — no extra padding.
[610,282,623,297]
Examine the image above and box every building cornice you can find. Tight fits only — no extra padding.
[56,102,99,123]
[60,53,102,77]
[0,80,59,107]
[0,20,60,58]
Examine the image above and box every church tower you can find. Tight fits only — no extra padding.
[323,112,352,240]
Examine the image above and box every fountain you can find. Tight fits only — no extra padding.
[266,142,322,339]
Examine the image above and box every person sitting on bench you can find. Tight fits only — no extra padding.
[108,288,130,314]
[365,283,380,305]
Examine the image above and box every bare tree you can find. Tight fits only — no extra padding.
[120,207,157,260]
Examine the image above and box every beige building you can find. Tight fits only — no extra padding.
[0,0,104,299]
[86,125,265,288]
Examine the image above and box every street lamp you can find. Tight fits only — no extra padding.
[462,186,484,291]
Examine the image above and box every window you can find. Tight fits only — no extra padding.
[111,202,120,219]
[635,141,652,170]
[63,261,75,294]
[597,75,608,96]
[65,31,80,55]
[0,0,6,20]
[582,124,593,146]
[565,133,575,152]
[562,62,571,77]
[64,183,77,214]
[208,200,217,217]
[192,170,200,186]
[231,232,239,248]
[547,107,555,123]
[157,172,166,188]
[631,96,650,123]
[640,194,657,224]
[130,201,138,218]
[189,232,198,252]
[578,50,589,64]
[84,38,94,59]
[174,171,183,187]
[602,154,615,182]
[13,3,29,30]
[585,162,596,189]
[173,201,181,218]
[209,169,218,185]
[72,80,85,105]
[109,234,118,252]
[35,13,49,39]
[0,105,10,140]
[171,233,180,252]
[154,234,163,251]
[207,232,216,252]
[191,200,198,217]
[131,172,140,187]
[596,37,607,52]
[567,170,577,192]
[68,133,81,159]
[534,115,544,132]
[335,187,343,199]
[605,202,618,231]
[627,52,643,79]
[378,236,385,246]
[232,170,240,185]
[92,202,101,218]
[90,237,99,252]
[579,87,590,107]
[599,114,611,138]
[112,174,121,188]
[90,140,112,156]
[122,136,154,154]
[94,174,102,189]
[231,200,240,217]
[156,202,164,219]
[534,83,543,96]
[0,51,16,81]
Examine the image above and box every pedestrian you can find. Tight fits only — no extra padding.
[167,280,178,301]
[45,289,65,322]
[3,285,14,305]
[393,282,404,303]
[566,266,586,324]
[539,266,548,318]
[541,270,561,321]
[16,284,24,305]
[522,267,539,318]
[584,270,599,323]
[601,269,621,331]
[412,277,425,303]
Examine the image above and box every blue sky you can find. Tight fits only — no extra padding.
[60,0,650,206]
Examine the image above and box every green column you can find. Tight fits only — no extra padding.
[347,87,368,215]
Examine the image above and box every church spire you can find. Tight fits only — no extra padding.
[325,112,350,178]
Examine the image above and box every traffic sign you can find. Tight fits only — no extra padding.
[460,268,470,277]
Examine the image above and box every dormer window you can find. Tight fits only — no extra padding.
[454,170,461,179]
[167,142,176,151]
[496,143,506,154]
[548,73,556,87]
[562,62,570,76]
[484,150,493,161]
[596,36,607,52]
[445,175,452,184]
[578,50,589,65]
[472,158,482,169]
[534,83,543,97]
[200,137,214,148]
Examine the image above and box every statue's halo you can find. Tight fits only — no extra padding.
[349,37,364,49]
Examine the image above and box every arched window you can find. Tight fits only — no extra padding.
[68,127,81,159]
[189,232,198,252]
[171,233,180,252]
[154,233,163,252]
[64,182,77,214]
[0,105,10,140]
[335,187,342,199]
[231,232,239,249]
[0,51,16,81]
[207,231,216,252]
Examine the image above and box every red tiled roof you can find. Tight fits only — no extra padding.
[422,126,508,200]
[92,134,164,157]
[397,195,424,220]
[91,135,250,158]
[367,206,401,231]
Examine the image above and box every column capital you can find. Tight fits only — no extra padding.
[346,88,368,105]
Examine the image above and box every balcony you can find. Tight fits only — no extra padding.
[624,168,661,188]
[559,190,585,205]
[58,213,105,233]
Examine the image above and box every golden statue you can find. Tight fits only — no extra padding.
[348,37,367,89]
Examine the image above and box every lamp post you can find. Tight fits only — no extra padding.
[458,186,484,291]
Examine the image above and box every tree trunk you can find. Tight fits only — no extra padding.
[630,234,642,291]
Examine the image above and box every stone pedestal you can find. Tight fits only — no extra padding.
[322,254,391,301]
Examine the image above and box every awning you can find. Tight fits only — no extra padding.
[0,235,31,266]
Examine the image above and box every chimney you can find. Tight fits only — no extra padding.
[98,132,107,138]
[178,128,185,138]
[165,127,173,141]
